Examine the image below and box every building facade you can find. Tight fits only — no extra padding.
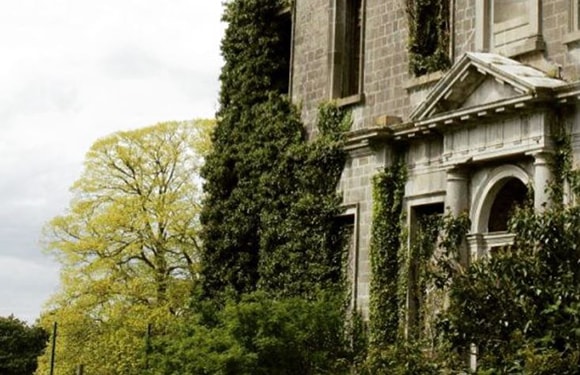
[288,0,580,316]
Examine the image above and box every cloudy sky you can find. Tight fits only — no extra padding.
[0,1,225,323]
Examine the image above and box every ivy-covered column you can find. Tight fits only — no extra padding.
[368,162,406,348]
[445,167,469,265]
[532,151,553,211]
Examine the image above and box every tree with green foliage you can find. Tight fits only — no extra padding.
[0,315,47,375]
[36,120,213,374]
[442,201,580,373]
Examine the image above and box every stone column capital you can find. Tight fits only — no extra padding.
[527,150,552,166]
[445,166,469,181]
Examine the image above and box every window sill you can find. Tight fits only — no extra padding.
[404,70,444,92]
[335,93,364,108]
[563,31,580,46]
[493,35,545,57]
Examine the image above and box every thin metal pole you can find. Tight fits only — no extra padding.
[145,322,152,372]
[76,364,85,375]
[49,322,57,375]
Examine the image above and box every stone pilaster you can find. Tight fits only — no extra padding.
[466,233,485,261]
[532,152,552,211]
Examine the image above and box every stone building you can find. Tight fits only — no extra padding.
[284,0,580,317]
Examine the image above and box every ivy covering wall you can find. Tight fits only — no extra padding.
[200,0,349,300]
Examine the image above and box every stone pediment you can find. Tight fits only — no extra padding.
[410,52,566,122]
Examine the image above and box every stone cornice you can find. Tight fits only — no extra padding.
[555,81,580,102]
[393,93,539,140]
[344,126,392,153]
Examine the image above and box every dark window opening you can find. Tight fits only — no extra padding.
[408,202,444,338]
[341,0,362,97]
[332,213,356,285]
[414,202,445,218]
[332,0,363,99]
[488,178,528,232]
[272,9,292,95]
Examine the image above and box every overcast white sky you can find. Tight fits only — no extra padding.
[0,1,225,323]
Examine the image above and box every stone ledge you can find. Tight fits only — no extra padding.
[374,115,402,127]
[563,31,580,46]
[335,93,364,108]
[404,70,444,91]
[344,126,392,154]
[494,35,545,58]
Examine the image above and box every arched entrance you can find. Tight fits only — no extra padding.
[470,165,530,256]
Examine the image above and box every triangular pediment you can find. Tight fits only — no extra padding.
[460,76,520,109]
[410,52,566,122]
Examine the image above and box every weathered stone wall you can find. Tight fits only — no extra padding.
[291,0,329,134]
[291,0,580,317]
[292,0,580,129]
[292,0,412,130]
[361,0,410,125]
[454,0,476,58]
[541,0,580,81]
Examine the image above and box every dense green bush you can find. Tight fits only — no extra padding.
[442,202,580,373]
[150,292,353,375]
[442,127,580,373]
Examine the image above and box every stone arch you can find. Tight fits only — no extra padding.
[472,165,530,233]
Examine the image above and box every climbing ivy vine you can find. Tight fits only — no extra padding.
[185,0,356,372]
[368,162,406,347]
[366,159,470,372]
[200,0,293,298]
[257,103,351,297]
[407,214,442,340]
[406,0,451,76]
